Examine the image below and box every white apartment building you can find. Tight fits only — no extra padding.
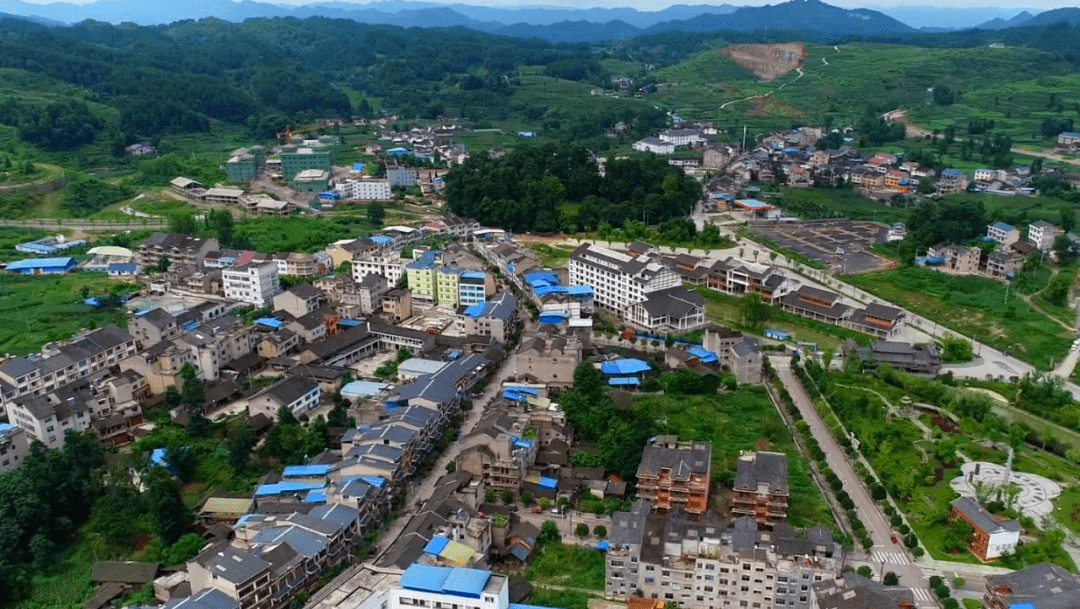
[247,375,321,419]
[659,128,705,146]
[0,423,30,473]
[336,179,392,200]
[386,163,418,188]
[393,564,509,609]
[1028,220,1059,252]
[223,261,281,306]
[568,243,680,313]
[633,137,676,154]
[0,326,138,409]
[352,251,406,285]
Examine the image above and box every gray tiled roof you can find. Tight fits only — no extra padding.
[986,563,1080,609]
[734,451,788,494]
[952,496,1020,534]
[260,375,318,407]
[636,441,711,481]
[197,545,269,584]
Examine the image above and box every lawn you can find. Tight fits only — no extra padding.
[525,542,606,591]
[233,215,378,253]
[0,273,136,355]
[845,266,1072,370]
[0,225,50,262]
[776,187,907,225]
[528,243,573,269]
[634,388,835,530]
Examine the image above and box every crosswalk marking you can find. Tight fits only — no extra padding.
[911,588,933,602]
[871,551,910,565]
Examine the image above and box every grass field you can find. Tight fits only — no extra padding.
[528,243,574,268]
[525,543,606,590]
[845,266,1071,370]
[776,186,907,224]
[0,273,135,355]
[634,388,835,529]
[0,226,50,262]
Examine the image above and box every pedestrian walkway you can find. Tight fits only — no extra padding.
[911,587,934,603]
[872,550,911,566]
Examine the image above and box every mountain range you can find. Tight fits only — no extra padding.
[0,0,1074,43]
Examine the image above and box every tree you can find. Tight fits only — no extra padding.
[883,572,899,586]
[226,424,255,474]
[741,292,772,328]
[143,467,192,545]
[520,491,533,505]
[368,203,386,227]
[538,521,560,546]
[944,518,974,554]
[500,489,514,504]
[855,566,873,578]
[155,256,171,273]
[593,525,607,537]
[575,523,590,537]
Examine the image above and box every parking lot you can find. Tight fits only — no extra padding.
[748,219,892,274]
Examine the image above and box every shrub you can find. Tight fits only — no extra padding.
[594,525,607,537]
[500,489,514,504]
[575,523,590,537]
[883,572,899,586]
[912,547,925,557]
[856,566,873,578]
[520,491,534,505]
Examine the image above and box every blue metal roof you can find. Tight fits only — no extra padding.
[941,168,963,177]
[283,464,330,478]
[503,389,529,401]
[505,385,539,396]
[566,285,593,296]
[537,476,558,489]
[0,423,12,434]
[253,481,324,497]
[442,568,491,598]
[533,285,567,296]
[387,147,410,155]
[359,475,387,488]
[6,257,76,270]
[600,358,652,375]
[303,491,327,503]
[596,540,610,551]
[424,536,451,555]
[764,328,790,340]
[463,302,486,318]
[371,235,392,244]
[687,346,718,364]
[108,263,138,273]
[608,377,641,386]
[353,162,365,171]
[512,436,533,450]
[991,221,1015,231]
[256,317,283,329]
[401,564,451,593]
[538,312,567,324]
[1008,604,1036,609]
[461,271,485,280]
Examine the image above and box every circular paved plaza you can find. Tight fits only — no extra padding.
[950,461,1061,520]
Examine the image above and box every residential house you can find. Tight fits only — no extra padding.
[780,286,851,325]
[927,244,981,274]
[515,332,581,388]
[352,250,406,285]
[937,168,968,194]
[1028,220,1059,252]
[1057,132,1080,149]
[845,303,905,339]
[626,286,707,333]
[325,238,377,269]
[247,375,321,419]
[568,242,680,315]
[0,423,29,473]
[987,222,1020,247]
[951,497,1020,561]
[732,451,789,529]
[701,326,763,385]
[223,262,281,307]
[136,234,219,270]
[633,138,675,155]
[706,257,796,303]
[983,563,1080,609]
[272,284,326,319]
[635,437,711,515]
[983,251,1017,280]
[844,340,942,376]
[459,293,517,342]
[456,411,537,491]
[187,544,274,609]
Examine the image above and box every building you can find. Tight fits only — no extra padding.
[247,375,321,419]
[701,326,763,385]
[1057,132,1080,149]
[732,451,789,529]
[386,161,418,188]
[568,243,680,315]
[225,146,265,183]
[280,142,334,182]
[845,303,905,339]
[407,250,440,307]
[515,332,580,388]
[950,497,1020,561]
[5,257,77,275]
[335,179,392,200]
[606,504,839,609]
[163,589,241,609]
[457,271,488,307]
[1028,220,1059,252]
[843,340,941,376]
[272,284,326,319]
[984,251,1017,280]
[353,250,406,285]
[984,563,1080,609]
[633,137,675,154]
[627,286,707,333]
[705,258,796,303]
[204,187,244,206]
[937,168,968,194]
[987,221,1020,247]
[974,168,1000,186]
[459,293,517,342]
[187,544,273,609]
[0,423,30,473]
[382,289,413,323]
[927,244,982,275]
[456,411,537,491]
[780,286,851,325]
[15,234,86,255]
[0,326,138,410]
[659,128,705,146]
[815,574,917,609]
[274,251,330,278]
[223,262,281,307]
[136,234,219,270]
[392,564,516,609]
[635,437,711,515]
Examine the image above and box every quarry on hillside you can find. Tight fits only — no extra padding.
[722,43,807,81]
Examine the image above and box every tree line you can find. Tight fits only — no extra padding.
[445,144,701,232]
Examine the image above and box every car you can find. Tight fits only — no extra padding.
[1072,344,1078,352]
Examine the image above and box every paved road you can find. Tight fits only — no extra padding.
[373,352,519,560]
[0,218,167,230]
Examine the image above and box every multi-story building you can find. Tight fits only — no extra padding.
[280,142,334,182]
[515,331,580,388]
[984,563,1080,609]
[274,251,330,278]
[187,544,274,609]
[457,271,488,307]
[659,128,705,146]
[386,161,418,188]
[393,564,509,609]
[1057,132,1080,149]
[272,284,326,319]
[927,244,982,275]
[780,287,851,325]
[705,258,796,303]
[626,286,707,333]
[407,250,440,307]
[223,261,281,307]
[950,497,1020,561]
[224,146,265,183]
[136,234,219,270]
[247,375,322,419]
[606,504,839,609]
[633,138,675,154]
[0,423,30,472]
[936,168,968,194]
[456,411,537,491]
[844,303,905,339]
[436,267,461,308]
[171,316,258,382]
[460,293,517,342]
[701,326,763,385]
[353,250,406,285]
[635,437,711,515]
[568,242,680,314]
[315,274,388,317]
[1028,220,1059,252]
[0,325,138,409]
[381,289,413,323]
[335,179,391,200]
[987,221,1020,247]
[732,451,789,529]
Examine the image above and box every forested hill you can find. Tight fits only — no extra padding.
[0,16,601,147]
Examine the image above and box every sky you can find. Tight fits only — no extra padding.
[11,0,1076,10]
